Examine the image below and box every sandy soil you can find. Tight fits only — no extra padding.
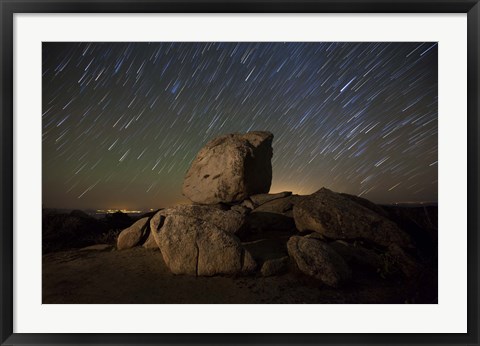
[42,247,436,304]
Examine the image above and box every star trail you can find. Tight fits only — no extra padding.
[42,42,438,209]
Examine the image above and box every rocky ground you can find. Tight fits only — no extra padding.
[43,131,438,304]
[43,246,436,304]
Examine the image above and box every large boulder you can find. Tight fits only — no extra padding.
[182,131,274,204]
[157,214,256,276]
[293,188,412,248]
[116,217,150,250]
[287,236,351,287]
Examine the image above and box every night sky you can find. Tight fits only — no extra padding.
[42,42,438,210]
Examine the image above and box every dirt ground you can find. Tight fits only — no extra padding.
[42,246,437,304]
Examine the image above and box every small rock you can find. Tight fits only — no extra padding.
[261,256,289,276]
[116,217,150,250]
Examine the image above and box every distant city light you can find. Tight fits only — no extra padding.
[96,209,143,214]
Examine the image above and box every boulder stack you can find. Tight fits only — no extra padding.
[114,131,427,285]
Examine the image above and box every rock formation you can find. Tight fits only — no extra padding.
[112,131,431,285]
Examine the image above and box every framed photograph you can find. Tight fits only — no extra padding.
[1,0,479,345]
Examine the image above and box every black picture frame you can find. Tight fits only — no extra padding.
[1,1,479,345]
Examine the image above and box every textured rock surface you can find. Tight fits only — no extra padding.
[152,205,245,235]
[182,131,274,204]
[116,217,150,250]
[158,214,256,276]
[287,236,351,287]
[293,188,412,248]
[157,215,198,275]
